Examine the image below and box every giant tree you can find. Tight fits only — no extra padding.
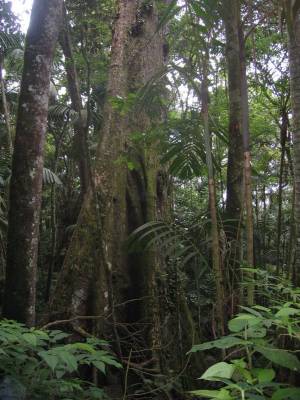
[2,0,63,326]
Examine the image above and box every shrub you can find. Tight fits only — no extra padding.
[0,319,122,399]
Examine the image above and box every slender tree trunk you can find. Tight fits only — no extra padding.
[2,0,63,326]
[59,5,91,197]
[287,4,300,285]
[239,25,254,305]
[276,111,288,273]
[223,0,244,307]
[0,56,13,153]
[200,53,225,335]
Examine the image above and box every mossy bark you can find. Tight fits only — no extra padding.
[49,1,167,354]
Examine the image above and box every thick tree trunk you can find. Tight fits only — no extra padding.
[49,0,166,334]
[288,6,300,285]
[49,0,137,322]
[2,0,63,326]
[223,0,244,306]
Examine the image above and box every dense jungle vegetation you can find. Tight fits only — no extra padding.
[1,0,300,399]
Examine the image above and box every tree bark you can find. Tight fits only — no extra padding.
[223,0,244,306]
[200,52,225,335]
[276,111,288,273]
[239,23,254,305]
[49,0,137,322]
[287,4,300,285]
[2,0,63,326]
[59,4,91,197]
[0,56,13,153]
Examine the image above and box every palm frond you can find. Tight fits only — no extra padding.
[0,32,23,54]
[162,138,206,179]
[128,220,207,269]
[48,104,78,123]
[156,0,182,33]
[43,168,62,185]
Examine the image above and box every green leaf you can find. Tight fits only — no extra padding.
[58,351,78,372]
[200,362,236,381]
[190,389,233,399]
[255,347,300,371]
[98,355,122,369]
[23,333,37,346]
[239,306,263,317]
[49,331,70,341]
[69,342,95,353]
[275,307,300,318]
[189,336,249,352]
[253,305,271,313]
[92,360,106,374]
[228,314,262,333]
[39,351,59,371]
[252,368,275,383]
[246,326,267,338]
[272,388,300,400]
[86,386,105,399]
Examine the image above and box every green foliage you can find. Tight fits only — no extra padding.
[0,319,122,400]
[189,297,300,399]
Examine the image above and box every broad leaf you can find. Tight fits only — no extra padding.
[190,389,233,399]
[255,347,300,371]
[272,388,300,400]
[228,314,262,333]
[189,336,249,352]
[200,362,235,381]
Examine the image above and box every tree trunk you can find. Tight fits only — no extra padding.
[223,0,244,307]
[49,0,137,322]
[0,55,13,153]
[200,52,225,335]
[49,0,168,344]
[276,111,288,273]
[287,4,300,285]
[2,0,63,326]
[59,4,91,197]
[239,23,254,305]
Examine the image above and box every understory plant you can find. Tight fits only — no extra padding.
[189,295,300,400]
[0,319,122,399]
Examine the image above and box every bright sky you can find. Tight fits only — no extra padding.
[11,0,33,33]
